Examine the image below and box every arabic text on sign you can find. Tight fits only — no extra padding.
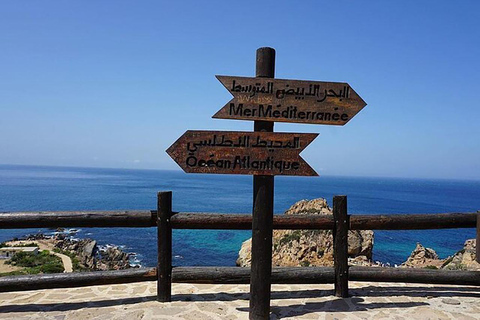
[230,80,351,102]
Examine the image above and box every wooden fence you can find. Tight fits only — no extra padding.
[0,192,479,300]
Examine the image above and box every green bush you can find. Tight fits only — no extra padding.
[40,262,64,274]
[52,248,88,272]
[7,251,64,274]
[279,230,302,247]
[300,260,311,267]
[0,270,28,276]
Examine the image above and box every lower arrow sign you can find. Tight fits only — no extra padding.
[166,131,318,176]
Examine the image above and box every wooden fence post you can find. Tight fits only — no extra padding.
[476,211,479,263]
[249,47,276,320]
[157,191,172,302]
[333,195,349,298]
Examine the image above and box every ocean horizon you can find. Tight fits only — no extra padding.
[0,164,479,268]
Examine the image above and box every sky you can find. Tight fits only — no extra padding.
[0,1,479,180]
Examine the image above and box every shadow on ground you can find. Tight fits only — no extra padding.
[350,285,480,298]
[0,285,478,314]
[238,298,428,318]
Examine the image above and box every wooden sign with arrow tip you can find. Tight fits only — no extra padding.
[166,130,318,176]
[163,48,367,319]
[213,75,367,125]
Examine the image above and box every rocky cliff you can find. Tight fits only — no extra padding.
[402,240,479,271]
[401,243,444,268]
[55,237,131,271]
[25,233,132,271]
[443,239,479,270]
[237,198,375,267]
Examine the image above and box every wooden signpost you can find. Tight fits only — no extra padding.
[166,47,366,320]
[166,130,318,176]
[213,76,366,125]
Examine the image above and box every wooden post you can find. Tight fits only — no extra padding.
[333,195,349,298]
[477,211,479,263]
[157,191,172,302]
[249,47,275,320]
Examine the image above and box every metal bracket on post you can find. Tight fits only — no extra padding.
[333,195,349,298]
[157,191,172,302]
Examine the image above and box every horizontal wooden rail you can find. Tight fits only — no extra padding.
[349,267,480,286]
[350,213,477,230]
[0,211,476,230]
[170,213,336,230]
[0,211,156,228]
[172,266,335,284]
[0,267,157,292]
[171,212,477,230]
[1,266,479,293]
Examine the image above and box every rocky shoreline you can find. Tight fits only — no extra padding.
[5,199,477,273]
[237,198,479,271]
[401,240,479,270]
[20,231,135,271]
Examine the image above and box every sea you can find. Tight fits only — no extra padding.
[0,164,479,268]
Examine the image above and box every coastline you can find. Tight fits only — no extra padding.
[1,231,478,278]
[1,165,478,267]
[0,231,135,276]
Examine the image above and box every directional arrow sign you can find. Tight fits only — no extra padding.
[166,130,318,176]
[213,75,366,125]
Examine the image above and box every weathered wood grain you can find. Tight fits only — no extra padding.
[349,267,480,286]
[173,266,335,284]
[333,196,349,298]
[1,266,479,293]
[157,192,172,302]
[213,76,366,125]
[0,210,156,228]
[170,213,335,230]
[350,213,477,230]
[0,211,475,230]
[166,130,318,176]
[250,46,276,320]
[0,268,157,292]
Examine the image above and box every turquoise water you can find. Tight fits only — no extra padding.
[0,164,478,267]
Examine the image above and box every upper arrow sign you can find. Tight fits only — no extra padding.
[213,75,366,125]
[166,130,318,176]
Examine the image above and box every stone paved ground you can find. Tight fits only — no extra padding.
[0,281,479,319]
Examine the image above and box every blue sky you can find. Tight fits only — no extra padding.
[1,1,479,180]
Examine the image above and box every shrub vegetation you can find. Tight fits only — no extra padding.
[4,250,64,274]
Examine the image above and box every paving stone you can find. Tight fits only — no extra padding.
[0,282,478,319]
[442,298,461,305]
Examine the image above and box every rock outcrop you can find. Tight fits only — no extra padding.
[16,233,132,271]
[401,240,479,271]
[401,243,445,268]
[236,198,374,267]
[442,239,479,271]
[55,237,131,271]
[97,246,131,270]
